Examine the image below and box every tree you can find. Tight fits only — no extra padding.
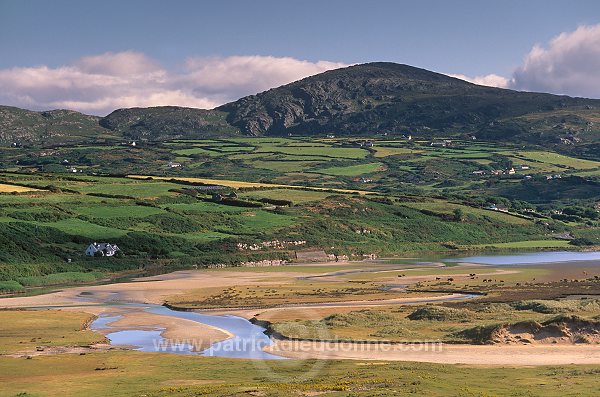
[453,208,464,222]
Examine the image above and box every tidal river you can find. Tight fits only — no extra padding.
[89,250,600,359]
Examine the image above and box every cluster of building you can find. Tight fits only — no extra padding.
[236,240,307,251]
[486,204,509,212]
[472,165,531,177]
[430,139,452,147]
[354,140,374,148]
[85,242,120,257]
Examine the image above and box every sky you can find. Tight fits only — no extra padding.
[1,0,600,115]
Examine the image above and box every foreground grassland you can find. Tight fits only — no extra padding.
[0,310,103,355]
[4,352,600,397]
[1,309,600,397]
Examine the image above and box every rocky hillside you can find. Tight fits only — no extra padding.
[0,106,239,146]
[0,106,110,145]
[218,62,600,144]
[1,62,599,147]
[99,106,239,141]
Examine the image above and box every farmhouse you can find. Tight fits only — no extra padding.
[354,140,374,147]
[430,140,451,147]
[85,242,120,257]
[487,204,509,212]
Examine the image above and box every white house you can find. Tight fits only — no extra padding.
[85,242,120,257]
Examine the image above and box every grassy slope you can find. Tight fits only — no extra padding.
[0,310,103,354]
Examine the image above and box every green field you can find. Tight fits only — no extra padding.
[472,239,572,249]
[0,135,598,290]
[516,151,600,169]
[316,162,384,176]
[239,188,335,204]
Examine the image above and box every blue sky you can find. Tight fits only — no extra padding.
[2,0,599,74]
[1,0,599,114]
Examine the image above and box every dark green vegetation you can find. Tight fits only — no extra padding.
[0,166,597,291]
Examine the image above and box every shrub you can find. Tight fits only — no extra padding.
[0,280,24,293]
[323,310,393,328]
[451,324,498,344]
[570,238,596,246]
[407,306,472,321]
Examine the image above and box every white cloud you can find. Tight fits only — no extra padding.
[448,24,600,98]
[4,24,599,118]
[448,73,509,88]
[510,24,600,97]
[0,52,348,116]
[76,51,162,76]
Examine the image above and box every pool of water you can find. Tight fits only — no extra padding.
[445,251,600,265]
[91,305,284,359]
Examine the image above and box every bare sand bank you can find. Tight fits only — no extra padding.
[267,340,600,365]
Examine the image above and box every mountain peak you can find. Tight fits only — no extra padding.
[219,61,593,136]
